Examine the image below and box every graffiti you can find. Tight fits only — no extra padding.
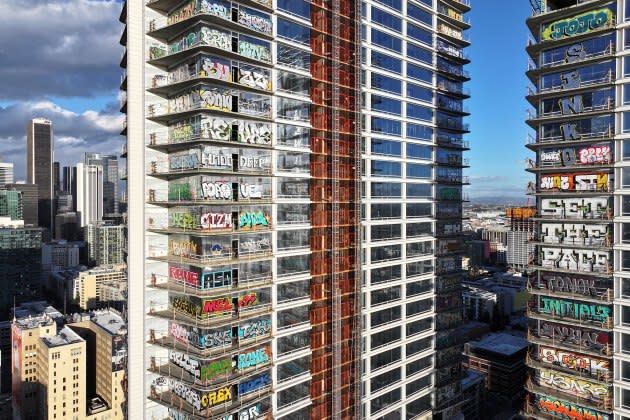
[238,404,264,420]
[237,347,270,369]
[170,240,199,258]
[172,296,202,318]
[168,408,193,420]
[541,150,561,163]
[200,0,230,19]
[159,377,202,410]
[238,292,258,308]
[539,346,609,376]
[536,394,610,420]
[238,319,272,340]
[539,273,600,296]
[171,212,196,229]
[538,369,611,400]
[169,183,193,201]
[169,322,233,349]
[238,9,272,35]
[201,181,232,200]
[542,9,613,41]
[211,244,224,256]
[170,351,201,379]
[541,197,609,219]
[170,322,190,344]
[201,118,232,141]
[541,247,609,271]
[539,173,609,192]
[203,297,233,314]
[202,270,232,288]
[167,0,195,25]
[239,155,268,170]
[565,43,586,64]
[239,122,271,145]
[200,357,232,382]
[201,57,230,81]
[579,146,611,164]
[240,237,271,253]
[239,40,271,62]
[169,266,200,287]
[149,45,167,60]
[239,211,270,229]
[239,70,270,91]
[439,188,460,200]
[200,386,233,408]
[537,322,610,353]
[540,222,608,244]
[200,212,232,229]
[539,297,610,322]
[198,89,233,111]
[239,183,263,199]
[171,124,195,140]
[238,373,271,394]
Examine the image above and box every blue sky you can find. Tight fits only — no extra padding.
[0,0,533,203]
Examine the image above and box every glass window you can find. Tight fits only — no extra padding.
[277,44,310,71]
[373,0,402,11]
[407,260,433,277]
[407,203,432,217]
[623,250,630,271]
[407,123,433,140]
[371,265,402,284]
[277,280,310,302]
[406,299,433,317]
[371,347,401,371]
[277,305,310,329]
[408,83,433,103]
[371,368,401,393]
[371,223,402,240]
[371,138,401,156]
[407,183,432,198]
[372,7,402,32]
[372,28,402,52]
[277,97,309,121]
[407,43,432,64]
[407,279,432,296]
[408,64,432,83]
[277,18,310,45]
[407,144,432,160]
[372,117,402,136]
[277,151,310,173]
[277,124,309,148]
[624,168,630,187]
[278,381,310,408]
[371,388,401,415]
[371,183,402,198]
[277,71,310,96]
[407,103,433,121]
[627,0,630,21]
[626,28,630,49]
[371,306,402,328]
[372,160,401,177]
[407,222,432,237]
[407,3,432,26]
[371,326,401,349]
[406,337,432,356]
[406,241,432,258]
[277,330,310,355]
[371,73,402,94]
[406,376,431,397]
[625,56,630,76]
[624,140,630,160]
[372,95,402,115]
[371,51,402,73]
[278,0,310,19]
[407,356,432,376]
[408,24,432,46]
[277,355,310,382]
[371,244,402,263]
[371,202,401,219]
[277,229,309,249]
[407,163,432,179]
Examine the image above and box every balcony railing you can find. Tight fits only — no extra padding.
[529,98,614,121]
[529,42,615,71]
[533,125,614,144]
[437,135,469,149]
[436,175,470,184]
[535,71,614,96]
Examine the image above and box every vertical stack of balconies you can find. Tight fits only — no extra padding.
[524,1,615,418]
[142,1,276,418]
[433,0,471,418]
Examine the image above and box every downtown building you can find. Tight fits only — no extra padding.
[121,0,469,419]
[524,0,621,419]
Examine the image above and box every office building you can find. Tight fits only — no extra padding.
[84,222,125,266]
[76,266,127,310]
[63,165,78,211]
[84,153,120,215]
[525,0,617,418]
[42,240,82,272]
[53,161,60,194]
[55,211,80,241]
[11,304,126,420]
[6,184,38,227]
[0,162,14,186]
[27,118,54,232]
[0,189,22,221]
[77,163,104,227]
[122,0,470,418]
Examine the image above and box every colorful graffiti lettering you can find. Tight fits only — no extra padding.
[541,274,600,296]
[579,146,611,164]
[238,319,271,340]
[239,41,271,62]
[170,322,190,344]
[170,240,198,258]
[171,212,196,229]
[239,211,270,229]
[170,153,199,171]
[539,346,609,375]
[239,155,268,169]
[239,183,263,199]
[172,297,202,318]
[200,357,232,382]
[200,27,231,50]
[239,70,270,90]
[238,292,258,308]
[237,347,270,369]
[201,57,230,81]
[539,173,609,192]
[539,297,610,321]
[170,351,201,379]
[171,124,194,140]
[538,322,610,353]
[168,408,193,420]
[239,122,271,144]
[543,9,613,41]
[169,183,193,201]
[167,0,194,25]
[169,266,200,287]
[201,117,232,141]
[201,149,232,168]
[539,369,611,399]
[536,394,610,420]
[200,212,232,229]
[197,329,232,349]
[238,9,272,35]
[198,89,233,111]
[158,377,202,410]
[200,386,233,408]
[238,373,271,394]
[240,237,271,253]
[201,181,232,200]
[238,404,264,420]
[202,298,233,314]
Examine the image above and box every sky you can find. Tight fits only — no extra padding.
[0,0,533,203]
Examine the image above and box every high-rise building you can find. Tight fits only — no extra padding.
[76,266,126,310]
[0,189,22,221]
[62,165,78,211]
[84,222,125,266]
[525,1,617,418]
[84,153,120,215]
[55,211,80,241]
[5,183,38,226]
[76,163,104,227]
[122,0,470,418]
[27,118,54,233]
[0,162,14,186]
[53,161,60,194]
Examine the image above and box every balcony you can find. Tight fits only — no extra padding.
[436,117,470,133]
[526,99,614,126]
[526,41,615,78]
[436,156,470,168]
[437,135,470,150]
[120,70,127,91]
[440,0,471,14]
[526,125,614,149]
[436,175,470,185]
[120,143,127,158]
[437,5,471,30]
[120,118,127,136]
[146,99,272,124]
[526,306,612,330]
[525,378,612,414]
[527,280,613,304]
[437,24,470,47]
[437,80,470,98]
[120,47,127,69]
[119,92,127,113]
[146,0,273,14]
[436,98,470,115]
[436,61,470,81]
[436,43,470,63]
[527,71,614,100]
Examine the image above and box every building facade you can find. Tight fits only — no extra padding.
[525,0,619,418]
[122,0,469,418]
[84,222,125,266]
[27,118,54,233]
[0,189,23,221]
[6,184,38,227]
[77,163,104,227]
[84,153,120,215]
[0,162,14,186]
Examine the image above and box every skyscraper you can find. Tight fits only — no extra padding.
[5,183,38,227]
[0,162,14,186]
[76,163,104,227]
[26,118,54,232]
[53,161,60,194]
[84,153,120,215]
[525,0,616,418]
[62,165,77,212]
[122,0,469,418]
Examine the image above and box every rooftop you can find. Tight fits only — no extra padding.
[469,332,528,357]
[461,368,486,390]
[41,325,84,348]
[90,309,127,336]
[13,301,64,329]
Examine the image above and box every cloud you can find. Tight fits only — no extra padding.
[0,101,123,181]
[0,0,123,100]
